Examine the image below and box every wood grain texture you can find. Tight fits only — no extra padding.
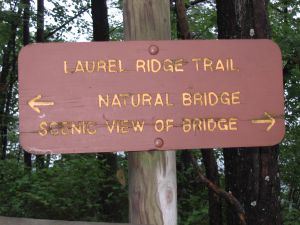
[123,1,177,225]
[128,151,177,225]
[123,0,171,41]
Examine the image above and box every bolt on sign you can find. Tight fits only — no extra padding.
[18,40,285,154]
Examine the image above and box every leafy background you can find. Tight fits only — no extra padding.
[0,0,299,224]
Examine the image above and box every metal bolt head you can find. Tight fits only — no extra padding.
[154,138,164,148]
[148,45,159,55]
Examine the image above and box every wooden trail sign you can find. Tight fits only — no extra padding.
[18,40,285,154]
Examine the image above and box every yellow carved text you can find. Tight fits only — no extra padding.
[136,59,184,73]
[154,119,174,132]
[183,118,238,133]
[63,60,125,74]
[105,120,145,134]
[182,91,240,106]
[99,93,173,108]
[39,121,97,136]
[192,58,238,72]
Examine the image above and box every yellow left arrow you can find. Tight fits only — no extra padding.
[28,95,54,114]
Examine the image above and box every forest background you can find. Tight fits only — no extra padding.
[0,0,299,225]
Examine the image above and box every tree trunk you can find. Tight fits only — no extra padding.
[202,149,223,225]
[216,0,282,224]
[123,1,177,224]
[91,0,118,174]
[22,0,32,168]
[36,0,44,42]
[35,0,45,169]
[3,53,17,160]
[175,0,191,39]
[22,0,30,45]
[0,14,19,160]
[174,1,223,223]
[91,0,109,41]
[0,46,10,160]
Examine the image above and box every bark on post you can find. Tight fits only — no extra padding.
[123,1,177,225]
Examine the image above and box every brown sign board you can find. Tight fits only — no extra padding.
[18,40,285,154]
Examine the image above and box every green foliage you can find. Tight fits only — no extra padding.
[270,0,300,124]
[43,0,92,41]
[270,1,300,223]
[108,0,124,40]
[0,155,128,222]
[177,150,210,225]
[187,3,217,39]
[0,0,299,224]
[282,207,300,225]
[170,1,217,40]
[0,22,11,50]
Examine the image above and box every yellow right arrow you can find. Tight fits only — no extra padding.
[252,112,275,131]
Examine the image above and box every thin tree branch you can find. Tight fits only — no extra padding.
[45,6,90,39]
[190,0,207,6]
[186,0,208,8]
[190,154,247,225]
[269,4,284,14]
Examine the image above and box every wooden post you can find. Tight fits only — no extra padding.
[123,1,177,225]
